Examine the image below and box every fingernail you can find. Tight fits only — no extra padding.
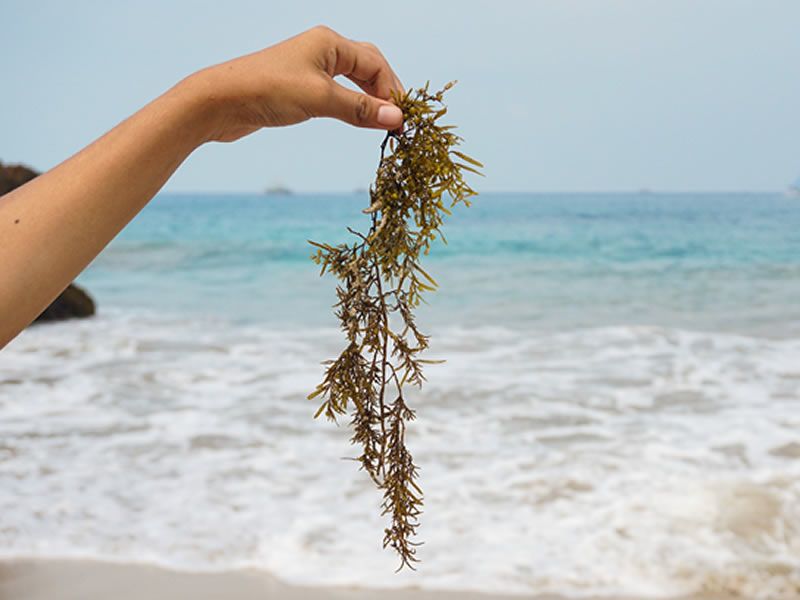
[377,105,403,127]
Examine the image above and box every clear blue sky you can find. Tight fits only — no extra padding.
[2,0,799,192]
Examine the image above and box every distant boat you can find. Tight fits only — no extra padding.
[263,184,293,196]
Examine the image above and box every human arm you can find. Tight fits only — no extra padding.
[0,26,404,348]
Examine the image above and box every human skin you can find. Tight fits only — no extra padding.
[0,26,404,348]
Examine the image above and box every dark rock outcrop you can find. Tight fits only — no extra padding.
[34,283,96,322]
[0,162,38,195]
[0,161,97,323]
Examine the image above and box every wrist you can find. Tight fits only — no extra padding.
[167,70,229,148]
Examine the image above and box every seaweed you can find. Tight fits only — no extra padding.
[308,82,482,569]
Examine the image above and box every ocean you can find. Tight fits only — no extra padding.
[2,192,800,597]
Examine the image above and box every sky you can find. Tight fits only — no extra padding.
[2,0,799,193]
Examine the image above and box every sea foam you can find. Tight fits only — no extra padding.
[2,312,799,597]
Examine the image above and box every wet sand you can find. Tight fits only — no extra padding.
[0,559,732,600]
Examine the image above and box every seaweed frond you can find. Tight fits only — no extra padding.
[308,82,482,569]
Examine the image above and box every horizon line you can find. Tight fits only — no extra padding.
[157,188,788,196]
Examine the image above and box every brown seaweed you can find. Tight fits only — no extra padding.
[308,82,482,569]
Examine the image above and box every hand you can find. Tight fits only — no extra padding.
[189,26,405,143]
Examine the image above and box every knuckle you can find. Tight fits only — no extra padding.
[310,24,336,39]
[309,26,340,75]
[324,45,338,73]
[361,41,386,61]
[354,95,370,125]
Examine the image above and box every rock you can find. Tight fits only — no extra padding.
[0,161,39,196]
[1,162,97,323]
[34,283,96,322]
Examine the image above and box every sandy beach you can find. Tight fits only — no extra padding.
[0,560,735,600]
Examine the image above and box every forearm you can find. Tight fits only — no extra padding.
[0,77,211,347]
[0,26,403,348]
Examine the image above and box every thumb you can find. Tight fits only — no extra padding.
[322,81,403,130]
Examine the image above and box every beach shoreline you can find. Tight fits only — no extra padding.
[3,192,798,598]
[0,559,732,600]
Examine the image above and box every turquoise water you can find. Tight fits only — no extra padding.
[5,191,800,596]
[79,192,800,334]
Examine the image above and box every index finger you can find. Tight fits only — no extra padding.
[327,35,404,102]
